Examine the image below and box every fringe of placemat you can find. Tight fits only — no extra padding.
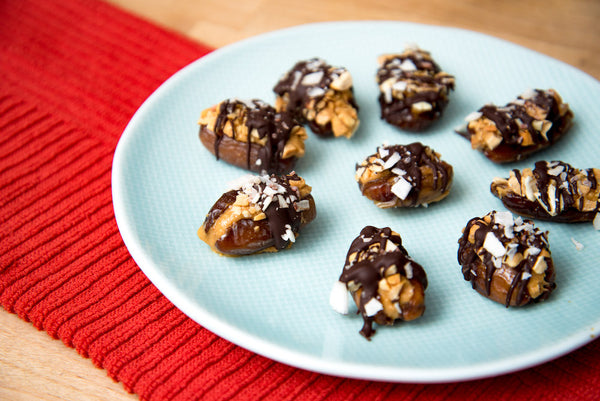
[1,1,599,400]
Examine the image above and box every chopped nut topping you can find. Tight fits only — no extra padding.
[198,98,307,173]
[273,58,360,138]
[458,211,555,307]
[376,47,455,131]
[491,161,600,222]
[458,89,573,163]
[335,226,427,339]
[198,172,315,256]
[356,143,453,208]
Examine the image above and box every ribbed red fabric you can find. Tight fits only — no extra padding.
[1,0,599,400]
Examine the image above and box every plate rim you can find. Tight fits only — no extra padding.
[112,20,599,383]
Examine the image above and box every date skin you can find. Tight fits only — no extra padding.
[200,126,296,174]
[213,195,316,256]
[492,192,597,222]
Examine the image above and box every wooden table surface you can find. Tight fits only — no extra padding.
[1,1,599,400]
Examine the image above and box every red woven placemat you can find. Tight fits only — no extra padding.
[1,0,599,400]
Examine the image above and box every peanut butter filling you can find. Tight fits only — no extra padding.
[198,173,313,256]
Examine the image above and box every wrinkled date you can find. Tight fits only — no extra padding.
[273,58,359,138]
[198,172,316,256]
[198,98,307,174]
[355,142,453,208]
[376,46,455,131]
[457,211,555,307]
[456,89,573,163]
[329,226,428,340]
[491,160,600,223]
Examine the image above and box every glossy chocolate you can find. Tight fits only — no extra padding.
[199,99,301,173]
[199,172,316,256]
[491,161,600,222]
[356,142,453,207]
[457,211,555,307]
[376,49,455,130]
[339,226,427,339]
[273,58,359,137]
[460,89,573,163]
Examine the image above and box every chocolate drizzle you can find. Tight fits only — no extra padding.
[477,90,565,146]
[273,58,358,124]
[492,161,600,222]
[457,211,555,307]
[358,142,452,207]
[262,174,304,250]
[204,99,297,173]
[203,173,308,251]
[339,226,427,338]
[376,50,454,130]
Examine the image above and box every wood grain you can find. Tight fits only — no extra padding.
[2,1,599,400]
[107,0,600,80]
[0,308,138,401]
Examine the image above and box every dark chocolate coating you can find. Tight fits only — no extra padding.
[199,99,300,174]
[201,173,316,255]
[357,142,453,207]
[273,58,359,136]
[457,211,555,307]
[376,52,454,131]
[339,226,427,339]
[466,89,573,163]
[491,161,599,222]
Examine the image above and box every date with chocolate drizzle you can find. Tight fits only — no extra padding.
[491,160,600,223]
[376,47,455,131]
[355,142,453,208]
[198,172,316,256]
[329,226,427,340]
[457,211,555,307]
[273,58,360,138]
[198,98,307,174]
[457,89,573,163]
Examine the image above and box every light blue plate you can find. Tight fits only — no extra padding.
[112,21,600,383]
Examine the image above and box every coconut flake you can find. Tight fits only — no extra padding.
[547,164,564,176]
[412,101,433,113]
[290,70,302,90]
[392,80,408,92]
[364,297,383,317]
[571,237,584,251]
[306,87,325,98]
[383,152,401,170]
[399,59,417,72]
[483,232,506,258]
[384,86,393,103]
[492,256,502,269]
[494,211,515,239]
[301,71,324,86]
[404,262,413,279]
[532,256,548,274]
[277,194,288,208]
[329,281,349,315]
[464,111,483,122]
[523,175,536,201]
[520,88,538,100]
[391,177,413,200]
[226,174,259,191]
[385,239,398,252]
[391,167,407,176]
[261,196,273,211]
[378,147,389,158]
[280,224,295,243]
